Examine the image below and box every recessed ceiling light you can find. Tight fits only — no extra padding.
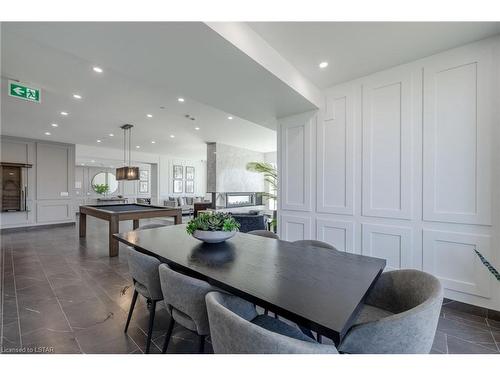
[51,123,58,127]
[136,145,141,149]
[146,114,153,118]
[44,132,51,136]
[151,140,156,144]
[177,97,185,102]
[170,135,175,138]
[319,61,329,69]
[60,111,69,116]
[81,163,85,166]
[96,139,102,143]
[93,66,103,73]
[91,160,95,163]
[109,133,114,137]
[194,127,200,130]
[227,116,233,120]
[73,94,82,100]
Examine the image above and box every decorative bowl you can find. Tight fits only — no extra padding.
[192,230,237,243]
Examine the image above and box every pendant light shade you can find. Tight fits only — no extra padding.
[116,166,139,181]
[116,124,140,181]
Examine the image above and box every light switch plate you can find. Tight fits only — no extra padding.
[60,192,69,197]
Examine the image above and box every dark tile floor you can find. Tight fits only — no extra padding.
[1,217,208,354]
[1,217,499,354]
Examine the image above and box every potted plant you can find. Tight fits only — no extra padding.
[186,212,240,243]
[93,183,110,195]
[246,161,278,232]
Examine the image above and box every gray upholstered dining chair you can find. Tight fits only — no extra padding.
[247,230,280,240]
[292,239,337,250]
[205,291,339,354]
[292,239,338,342]
[158,264,218,353]
[125,247,163,353]
[339,269,443,354]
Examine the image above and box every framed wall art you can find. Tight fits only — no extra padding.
[173,165,183,179]
[185,166,195,180]
[173,179,183,193]
[185,180,194,193]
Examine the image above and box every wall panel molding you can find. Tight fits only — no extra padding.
[361,223,413,271]
[423,46,492,225]
[316,218,354,252]
[279,112,314,212]
[36,201,72,223]
[279,214,312,242]
[318,86,355,215]
[36,142,72,200]
[423,230,491,298]
[361,68,415,220]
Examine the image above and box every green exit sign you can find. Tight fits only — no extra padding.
[8,81,41,103]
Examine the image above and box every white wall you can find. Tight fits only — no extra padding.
[158,155,207,200]
[278,36,500,311]
[75,163,151,207]
[1,136,75,229]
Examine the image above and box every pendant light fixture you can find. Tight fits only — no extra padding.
[116,124,139,180]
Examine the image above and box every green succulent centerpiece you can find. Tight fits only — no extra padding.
[187,212,240,243]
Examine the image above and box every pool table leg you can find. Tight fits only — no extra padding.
[109,217,119,257]
[133,219,140,230]
[79,213,87,237]
[174,212,182,225]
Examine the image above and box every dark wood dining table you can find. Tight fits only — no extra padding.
[114,224,386,345]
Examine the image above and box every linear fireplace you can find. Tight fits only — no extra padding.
[212,192,263,209]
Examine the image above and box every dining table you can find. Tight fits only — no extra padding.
[114,224,386,345]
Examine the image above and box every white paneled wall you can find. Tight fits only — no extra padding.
[278,36,500,310]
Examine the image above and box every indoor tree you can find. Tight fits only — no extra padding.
[246,161,277,231]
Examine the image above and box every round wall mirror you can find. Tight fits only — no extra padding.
[91,172,118,195]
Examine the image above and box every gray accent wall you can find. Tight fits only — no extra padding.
[1,136,75,229]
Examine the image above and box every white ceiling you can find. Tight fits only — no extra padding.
[1,22,318,160]
[3,22,500,161]
[248,22,500,88]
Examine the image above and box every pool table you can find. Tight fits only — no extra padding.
[79,204,182,257]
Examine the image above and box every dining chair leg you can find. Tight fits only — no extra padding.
[317,334,322,343]
[124,289,138,333]
[162,318,176,354]
[145,300,157,354]
[198,335,205,354]
[298,325,316,340]
[264,309,269,315]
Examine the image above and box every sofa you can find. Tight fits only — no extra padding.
[230,213,267,233]
[164,196,208,215]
